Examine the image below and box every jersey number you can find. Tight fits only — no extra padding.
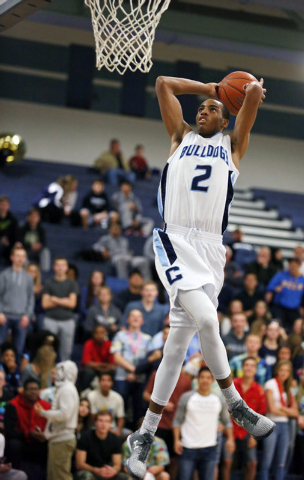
[191,165,212,192]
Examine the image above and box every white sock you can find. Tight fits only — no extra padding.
[140,409,162,436]
[221,383,242,409]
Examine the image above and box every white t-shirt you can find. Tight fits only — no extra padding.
[87,389,125,429]
[264,378,288,423]
[181,392,222,449]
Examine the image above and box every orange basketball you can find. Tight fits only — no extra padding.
[217,71,258,116]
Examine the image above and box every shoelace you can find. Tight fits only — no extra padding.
[236,403,259,426]
[132,436,152,463]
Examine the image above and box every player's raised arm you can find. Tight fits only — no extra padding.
[155,76,218,155]
[230,79,266,169]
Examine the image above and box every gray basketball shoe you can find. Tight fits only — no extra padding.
[126,430,154,480]
[229,399,275,441]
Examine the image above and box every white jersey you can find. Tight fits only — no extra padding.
[157,130,239,235]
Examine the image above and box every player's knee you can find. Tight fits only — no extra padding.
[197,310,218,334]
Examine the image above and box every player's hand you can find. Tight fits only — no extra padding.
[206,82,219,99]
[174,440,183,455]
[247,436,257,449]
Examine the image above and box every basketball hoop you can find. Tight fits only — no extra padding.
[85,0,171,75]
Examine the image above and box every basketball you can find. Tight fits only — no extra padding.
[217,71,258,116]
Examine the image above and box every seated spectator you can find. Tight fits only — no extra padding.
[20,345,56,389]
[229,334,271,386]
[34,360,79,480]
[80,179,113,230]
[222,312,248,360]
[87,371,125,438]
[42,256,79,361]
[111,309,151,429]
[259,320,285,368]
[0,246,34,361]
[0,433,28,480]
[266,257,304,333]
[231,357,266,480]
[87,222,151,279]
[0,196,17,264]
[25,263,44,331]
[128,144,152,180]
[287,318,304,379]
[260,360,299,480]
[33,175,77,224]
[84,286,121,340]
[113,269,143,313]
[80,270,106,318]
[0,369,14,432]
[62,176,79,220]
[4,379,50,479]
[135,326,171,380]
[94,139,136,186]
[227,228,255,266]
[0,342,21,394]
[234,273,264,318]
[122,281,166,337]
[272,248,285,273]
[246,246,277,291]
[17,208,51,272]
[77,399,92,440]
[79,325,115,391]
[224,245,243,289]
[219,299,243,337]
[248,299,272,332]
[123,418,170,480]
[111,180,154,237]
[75,410,129,480]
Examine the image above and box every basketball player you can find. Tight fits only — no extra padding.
[126,76,275,480]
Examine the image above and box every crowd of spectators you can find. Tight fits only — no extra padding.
[0,143,304,480]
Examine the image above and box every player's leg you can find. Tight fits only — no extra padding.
[126,325,196,480]
[178,288,275,440]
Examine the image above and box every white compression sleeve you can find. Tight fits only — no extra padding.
[178,288,231,380]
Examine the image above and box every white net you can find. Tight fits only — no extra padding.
[85,0,171,75]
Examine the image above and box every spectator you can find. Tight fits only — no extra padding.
[0,246,34,360]
[227,228,255,265]
[0,343,21,394]
[294,367,304,478]
[33,175,76,224]
[246,246,277,290]
[84,286,121,340]
[128,144,152,180]
[222,312,248,360]
[75,410,129,480]
[219,299,243,337]
[87,372,125,438]
[235,273,264,318]
[259,320,284,369]
[111,180,154,237]
[17,208,51,272]
[294,245,304,276]
[229,334,271,386]
[4,379,50,479]
[113,269,143,313]
[248,300,272,331]
[20,345,56,389]
[61,177,78,219]
[80,270,106,318]
[287,318,304,379]
[0,369,14,432]
[122,281,166,337]
[89,223,151,279]
[260,360,299,480]
[77,399,92,440]
[135,326,171,380]
[231,357,267,480]
[25,263,44,331]
[34,360,79,480]
[173,366,234,480]
[79,325,115,391]
[94,139,136,186]
[42,256,79,361]
[272,248,285,273]
[80,180,112,230]
[266,257,304,333]
[111,309,151,429]
[0,433,28,480]
[0,196,17,264]
[224,245,243,289]
[123,418,170,480]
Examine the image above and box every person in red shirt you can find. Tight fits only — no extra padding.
[78,324,115,391]
[4,379,50,479]
[229,357,266,480]
[128,145,151,180]
[143,370,192,479]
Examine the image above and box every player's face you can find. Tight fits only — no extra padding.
[196,100,227,138]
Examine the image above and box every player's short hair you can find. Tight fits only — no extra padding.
[219,101,230,121]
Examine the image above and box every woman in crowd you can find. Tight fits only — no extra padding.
[80,270,106,318]
[20,345,56,389]
[25,262,44,331]
[287,318,304,380]
[248,300,272,336]
[76,398,92,439]
[259,321,286,369]
[219,299,244,337]
[260,360,299,480]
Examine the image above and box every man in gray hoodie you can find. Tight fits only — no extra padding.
[34,360,79,480]
[0,246,34,360]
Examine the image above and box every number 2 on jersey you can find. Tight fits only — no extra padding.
[191,165,212,192]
